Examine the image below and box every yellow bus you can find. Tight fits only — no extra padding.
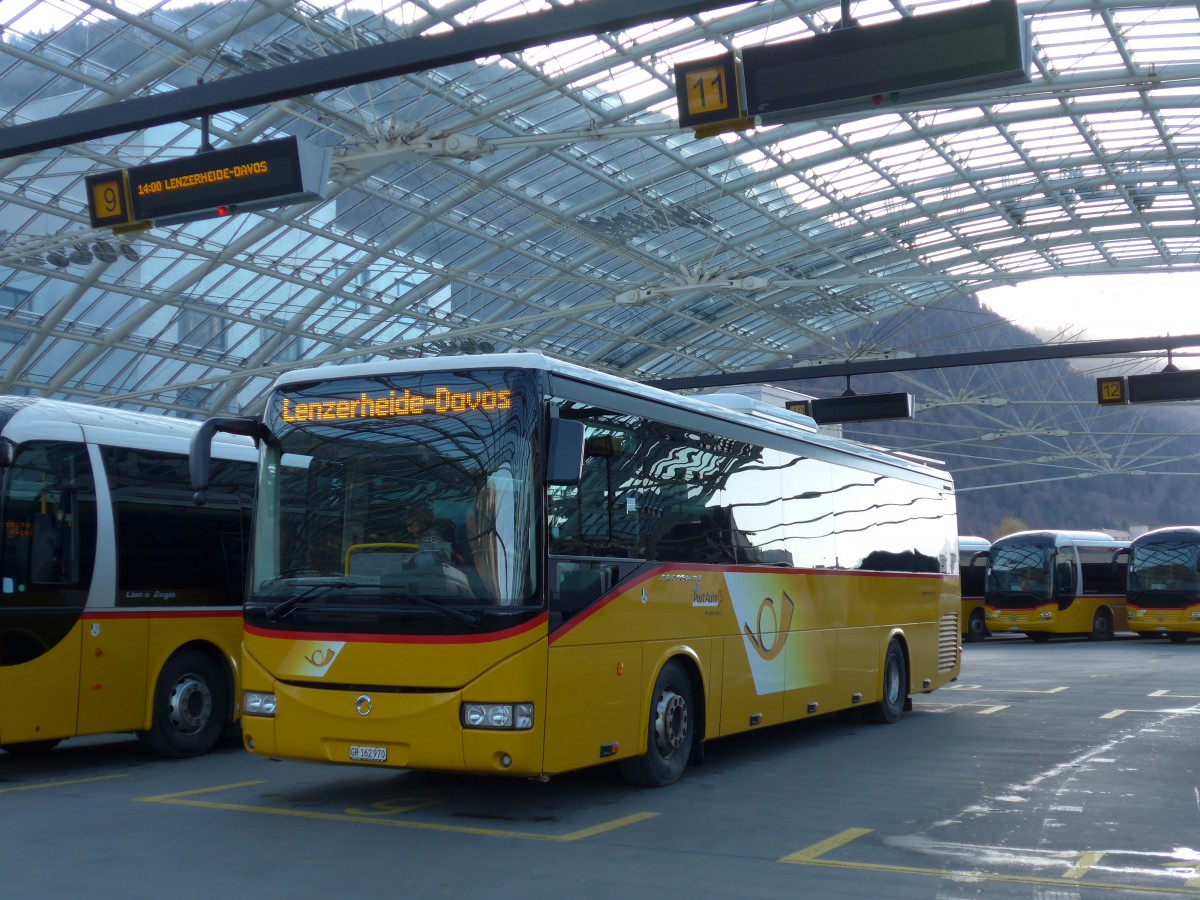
[959,535,991,642]
[0,398,255,757]
[1124,526,1200,642]
[192,353,961,786]
[984,530,1128,641]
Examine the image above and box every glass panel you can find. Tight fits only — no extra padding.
[253,369,540,631]
[102,447,253,606]
[986,540,1053,605]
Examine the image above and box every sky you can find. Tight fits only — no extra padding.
[978,273,1200,370]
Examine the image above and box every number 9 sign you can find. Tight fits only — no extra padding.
[84,170,133,228]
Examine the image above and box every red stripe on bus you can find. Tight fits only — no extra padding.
[83,609,241,620]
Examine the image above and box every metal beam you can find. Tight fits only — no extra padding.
[644,334,1200,390]
[0,0,732,159]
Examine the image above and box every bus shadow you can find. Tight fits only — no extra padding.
[0,730,245,781]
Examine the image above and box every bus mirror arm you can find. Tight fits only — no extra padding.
[190,415,264,506]
[545,419,585,486]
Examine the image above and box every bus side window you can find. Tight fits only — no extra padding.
[1056,557,1076,596]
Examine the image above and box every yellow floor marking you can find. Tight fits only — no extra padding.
[1101,710,1127,719]
[1148,690,1200,699]
[0,773,127,794]
[1065,850,1105,878]
[978,705,1009,715]
[1149,690,1170,697]
[137,780,266,802]
[779,828,872,863]
[138,782,656,842]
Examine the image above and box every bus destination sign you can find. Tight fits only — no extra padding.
[87,135,330,229]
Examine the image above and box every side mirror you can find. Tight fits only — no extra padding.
[190,416,263,506]
[546,419,585,486]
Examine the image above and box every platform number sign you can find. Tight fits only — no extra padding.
[674,52,744,130]
[85,170,135,229]
[1096,376,1128,406]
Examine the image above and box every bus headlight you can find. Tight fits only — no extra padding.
[461,702,534,730]
[1040,611,1053,619]
[244,691,277,717]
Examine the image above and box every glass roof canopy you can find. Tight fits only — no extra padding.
[1,0,1199,497]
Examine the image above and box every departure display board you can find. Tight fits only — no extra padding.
[87,135,330,228]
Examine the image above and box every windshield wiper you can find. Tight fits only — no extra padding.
[265,580,366,622]
[389,593,482,627]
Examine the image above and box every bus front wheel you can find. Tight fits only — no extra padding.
[1089,608,1114,641]
[137,649,228,759]
[618,659,694,787]
[864,640,906,725]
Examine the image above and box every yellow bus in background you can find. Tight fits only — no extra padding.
[193,352,961,786]
[1125,526,1200,642]
[0,399,255,757]
[959,536,991,642]
[985,530,1128,641]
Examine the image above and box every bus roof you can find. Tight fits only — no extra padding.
[270,351,952,483]
[0,396,255,453]
[1131,526,1200,544]
[958,536,991,551]
[994,529,1124,547]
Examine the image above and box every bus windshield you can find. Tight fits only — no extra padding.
[251,369,540,632]
[986,541,1053,599]
[1129,539,1200,597]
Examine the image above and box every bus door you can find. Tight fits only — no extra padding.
[0,443,97,745]
[1054,547,1078,620]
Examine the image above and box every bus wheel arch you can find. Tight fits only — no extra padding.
[618,656,700,787]
[864,636,908,724]
[964,608,988,642]
[137,643,232,758]
[1089,606,1115,641]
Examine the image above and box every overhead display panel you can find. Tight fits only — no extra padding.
[86,136,330,228]
[743,0,1030,123]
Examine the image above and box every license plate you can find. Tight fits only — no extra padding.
[349,744,387,762]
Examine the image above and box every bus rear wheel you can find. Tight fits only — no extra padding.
[618,659,694,787]
[137,649,227,759]
[1089,608,1114,641]
[965,609,988,643]
[864,640,906,724]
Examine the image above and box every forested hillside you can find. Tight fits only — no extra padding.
[792,293,1200,539]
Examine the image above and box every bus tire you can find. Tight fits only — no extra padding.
[1168,632,1190,644]
[137,649,227,759]
[965,609,988,642]
[1,739,61,755]
[864,640,906,725]
[1089,608,1114,641]
[618,659,693,787]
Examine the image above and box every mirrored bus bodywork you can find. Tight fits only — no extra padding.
[206,353,961,786]
[0,398,255,757]
[958,536,991,642]
[984,530,1128,641]
[1125,526,1200,642]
